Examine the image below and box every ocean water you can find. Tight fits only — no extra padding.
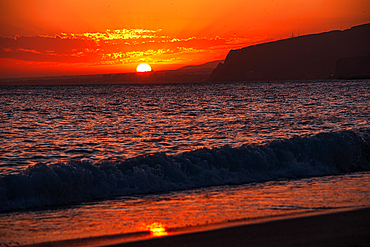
[1,80,370,246]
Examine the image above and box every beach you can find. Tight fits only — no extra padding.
[112,207,370,247]
[20,207,370,247]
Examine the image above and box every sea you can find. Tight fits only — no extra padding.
[1,79,370,246]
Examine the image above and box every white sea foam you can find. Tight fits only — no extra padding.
[1,130,369,212]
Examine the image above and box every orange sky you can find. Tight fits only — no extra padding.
[0,0,369,78]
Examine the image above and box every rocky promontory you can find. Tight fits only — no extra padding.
[210,23,370,82]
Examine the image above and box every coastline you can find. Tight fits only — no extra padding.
[21,207,370,247]
[110,207,370,247]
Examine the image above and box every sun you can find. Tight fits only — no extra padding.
[136,63,152,72]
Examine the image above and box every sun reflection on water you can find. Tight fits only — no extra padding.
[147,222,168,237]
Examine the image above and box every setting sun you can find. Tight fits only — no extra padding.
[136,63,152,72]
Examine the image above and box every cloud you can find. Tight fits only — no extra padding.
[0,28,267,67]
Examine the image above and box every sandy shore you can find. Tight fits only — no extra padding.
[21,207,370,247]
[108,207,370,247]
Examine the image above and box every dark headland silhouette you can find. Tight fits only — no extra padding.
[210,23,370,82]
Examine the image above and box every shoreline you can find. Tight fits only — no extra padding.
[20,207,370,247]
[110,207,370,247]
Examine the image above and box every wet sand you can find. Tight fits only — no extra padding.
[21,207,370,247]
[108,207,370,247]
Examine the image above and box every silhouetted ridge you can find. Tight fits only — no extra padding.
[210,23,370,81]
[334,55,370,79]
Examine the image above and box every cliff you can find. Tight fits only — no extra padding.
[210,23,370,82]
[334,55,370,79]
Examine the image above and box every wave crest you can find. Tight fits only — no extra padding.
[1,130,370,212]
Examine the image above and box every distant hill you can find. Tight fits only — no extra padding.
[335,55,370,79]
[0,60,226,85]
[177,60,224,72]
[210,23,370,82]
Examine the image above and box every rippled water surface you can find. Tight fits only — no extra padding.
[1,80,370,246]
[1,80,369,174]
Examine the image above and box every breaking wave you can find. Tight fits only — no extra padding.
[1,130,370,212]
